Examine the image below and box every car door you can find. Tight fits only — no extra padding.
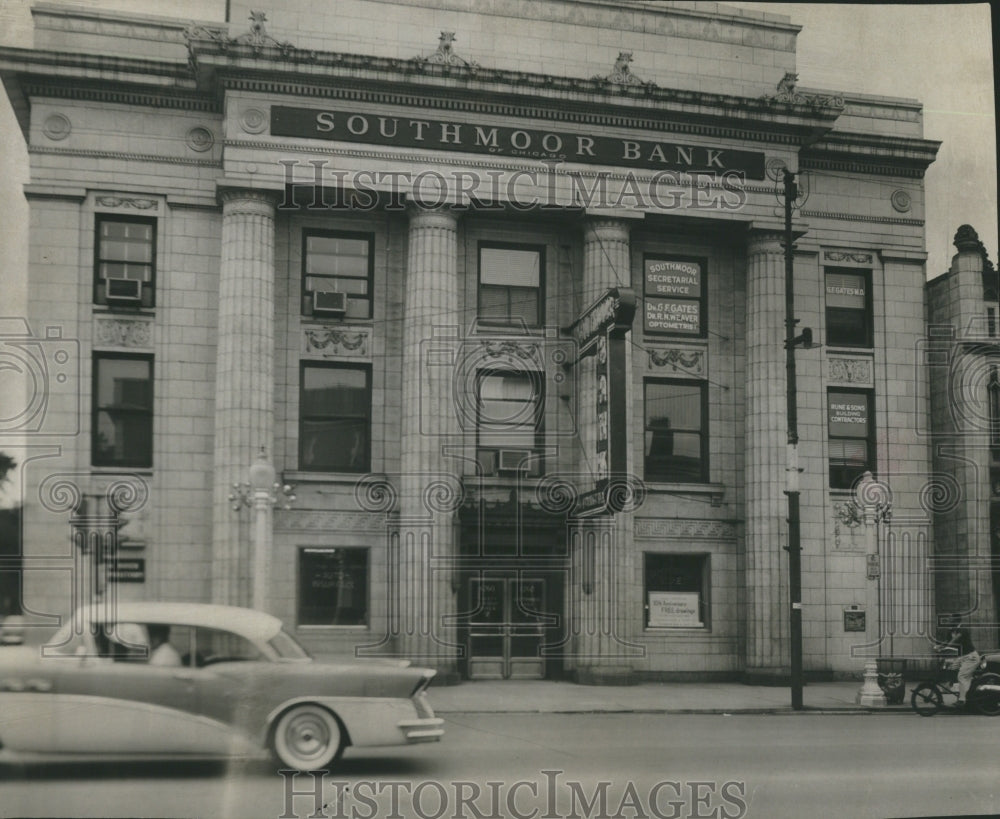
[53,622,235,755]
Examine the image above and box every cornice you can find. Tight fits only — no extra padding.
[20,78,219,113]
[801,132,940,179]
[28,145,222,168]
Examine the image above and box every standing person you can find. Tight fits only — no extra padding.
[148,623,182,667]
[943,617,980,706]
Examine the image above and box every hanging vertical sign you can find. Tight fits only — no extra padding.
[567,288,636,516]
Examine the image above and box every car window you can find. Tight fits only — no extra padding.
[102,621,150,662]
[193,627,262,666]
[269,629,312,661]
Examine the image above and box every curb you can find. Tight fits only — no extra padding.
[437,707,914,716]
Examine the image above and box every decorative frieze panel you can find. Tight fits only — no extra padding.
[822,249,874,267]
[275,510,388,533]
[42,113,71,141]
[94,317,153,349]
[646,345,707,377]
[827,356,873,386]
[634,517,736,541]
[95,195,159,211]
[303,327,372,359]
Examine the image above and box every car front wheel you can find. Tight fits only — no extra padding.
[272,704,343,771]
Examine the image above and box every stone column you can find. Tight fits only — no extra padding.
[396,207,461,677]
[573,217,640,684]
[744,230,790,679]
[211,189,277,607]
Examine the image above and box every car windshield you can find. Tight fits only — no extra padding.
[268,628,312,661]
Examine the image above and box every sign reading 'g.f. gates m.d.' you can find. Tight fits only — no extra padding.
[270,106,767,178]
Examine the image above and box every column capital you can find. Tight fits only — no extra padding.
[407,204,460,232]
[217,187,280,216]
[746,229,784,257]
[582,216,632,244]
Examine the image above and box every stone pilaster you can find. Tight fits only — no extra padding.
[573,217,640,684]
[396,207,461,676]
[211,189,277,607]
[743,230,789,678]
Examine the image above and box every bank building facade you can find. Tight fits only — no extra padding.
[1,0,948,683]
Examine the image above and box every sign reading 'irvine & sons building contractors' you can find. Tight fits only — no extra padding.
[270,106,767,178]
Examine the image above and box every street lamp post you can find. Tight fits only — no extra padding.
[782,168,812,710]
[230,447,296,612]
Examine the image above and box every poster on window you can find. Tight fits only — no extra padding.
[643,259,703,335]
[828,393,869,436]
[647,591,702,627]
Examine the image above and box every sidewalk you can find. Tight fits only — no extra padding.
[427,679,913,715]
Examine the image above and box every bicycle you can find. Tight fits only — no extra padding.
[910,649,1000,717]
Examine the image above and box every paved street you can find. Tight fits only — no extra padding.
[2,712,998,819]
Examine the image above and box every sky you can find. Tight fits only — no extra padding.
[0,1,996,504]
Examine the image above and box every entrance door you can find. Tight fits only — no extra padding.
[467,576,548,680]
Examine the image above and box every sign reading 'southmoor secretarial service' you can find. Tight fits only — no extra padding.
[643,257,704,336]
[269,106,767,178]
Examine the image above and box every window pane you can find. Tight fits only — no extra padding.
[306,236,369,278]
[828,392,870,437]
[478,285,509,319]
[300,365,370,471]
[345,297,370,320]
[644,381,705,482]
[508,287,540,326]
[644,554,708,628]
[826,272,866,309]
[299,548,368,626]
[480,247,540,287]
[93,356,153,467]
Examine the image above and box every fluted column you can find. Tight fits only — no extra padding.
[397,206,461,674]
[211,189,277,607]
[744,231,790,677]
[573,217,639,683]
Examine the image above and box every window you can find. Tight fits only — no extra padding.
[478,244,543,326]
[475,370,543,476]
[299,363,371,472]
[642,256,706,337]
[94,216,155,308]
[828,389,875,489]
[298,547,368,626]
[825,268,872,347]
[644,379,708,482]
[92,353,153,468]
[989,368,1000,448]
[302,231,373,319]
[644,553,710,628]
[193,627,262,664]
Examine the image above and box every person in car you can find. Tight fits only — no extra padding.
[148,624,182,667]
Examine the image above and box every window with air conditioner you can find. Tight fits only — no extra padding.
[475,370,543,476]
[94,216,155,308]
[302,231,373,319]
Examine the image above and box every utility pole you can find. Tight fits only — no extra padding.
[783,168,811,710]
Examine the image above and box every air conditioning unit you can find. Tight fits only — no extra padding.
[105,277,142,303]
[313,290,347,315]
[497,449,529,473]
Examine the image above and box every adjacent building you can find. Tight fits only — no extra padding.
[1,0,947,682]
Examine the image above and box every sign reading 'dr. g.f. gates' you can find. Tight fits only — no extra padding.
[270,106,767,178]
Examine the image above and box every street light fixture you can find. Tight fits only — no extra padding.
[229,447,296,610]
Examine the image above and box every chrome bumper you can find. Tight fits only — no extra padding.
[398,717,444,743]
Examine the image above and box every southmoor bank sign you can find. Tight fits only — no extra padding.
[270,105,767,178]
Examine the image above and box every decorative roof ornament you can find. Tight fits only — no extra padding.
[953,225,998,300]
[184,10,294,57]
[760,72,845,110]
[412,31,479,72]
[593,52,657,90]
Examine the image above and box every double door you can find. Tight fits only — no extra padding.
[465,575,552,680]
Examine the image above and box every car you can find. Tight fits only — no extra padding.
[0,602,443,770]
